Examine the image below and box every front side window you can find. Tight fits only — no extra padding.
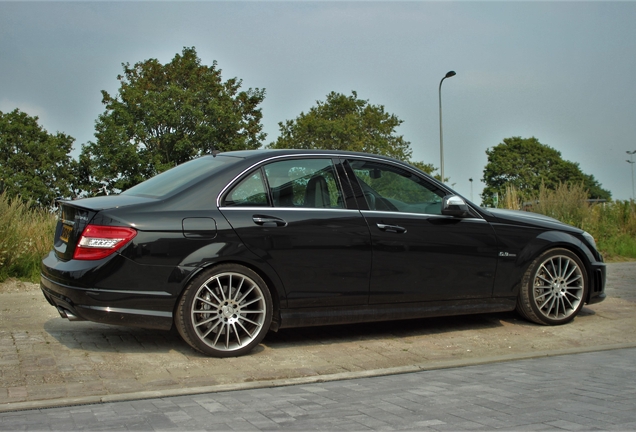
[264,159,344,208]
[350,160,445,214]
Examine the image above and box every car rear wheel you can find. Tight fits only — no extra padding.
[175,264,273,357]
[516,248,587,325]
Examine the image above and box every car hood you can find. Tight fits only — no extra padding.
[485,208,581,232]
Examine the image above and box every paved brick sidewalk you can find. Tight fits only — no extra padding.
[2,347,635,430]
[1,263,635,411]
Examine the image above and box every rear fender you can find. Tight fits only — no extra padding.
[173,240,287,331]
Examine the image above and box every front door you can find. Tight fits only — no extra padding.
[346,158,498,304]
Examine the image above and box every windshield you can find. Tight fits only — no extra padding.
[122,156,236,198]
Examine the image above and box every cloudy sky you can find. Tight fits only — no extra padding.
[2,1,635,202]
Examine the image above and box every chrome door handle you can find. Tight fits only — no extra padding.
[252,215,288,227]
[376,223,407,234]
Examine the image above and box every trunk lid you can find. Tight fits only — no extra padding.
[53,195,155,261]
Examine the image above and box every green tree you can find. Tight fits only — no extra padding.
[409,160,436,176]
[0,109,76,206]
[482,136,611,206]
[269,91,413,161]
[81,47,266,194]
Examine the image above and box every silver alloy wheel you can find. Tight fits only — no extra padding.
[531,254,584,321]
[191,272,267,352]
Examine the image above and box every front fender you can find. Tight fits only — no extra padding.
[492,229,597,299]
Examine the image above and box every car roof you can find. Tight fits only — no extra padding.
[219,149,405,164]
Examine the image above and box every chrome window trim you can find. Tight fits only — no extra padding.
[219,206,357,213]
[360,209,488,221]
[215,152,483,220]
[216,153,352,208]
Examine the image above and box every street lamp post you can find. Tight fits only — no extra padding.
[438,70,456,183]
[627,150,636,200]
[469,178,473,202]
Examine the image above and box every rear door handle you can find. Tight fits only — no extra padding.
[376,223,407,234]
[252,215,288,227]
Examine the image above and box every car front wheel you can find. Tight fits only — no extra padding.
[175,264,273,357]
[516,248,588,325]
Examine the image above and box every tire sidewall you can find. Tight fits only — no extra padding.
[521,248,588,326]
[176,263,273,357]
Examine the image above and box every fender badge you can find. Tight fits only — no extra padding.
[499,252,517,257]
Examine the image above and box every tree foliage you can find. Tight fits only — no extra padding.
[80,47,266,194]
[0,109,76,206]
[268,91,413,161]
[482,136,611,206]
[409,161,436,176]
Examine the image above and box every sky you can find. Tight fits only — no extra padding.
[1,1,636,203]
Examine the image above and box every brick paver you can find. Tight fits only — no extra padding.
[1,263,635,410]
[2,347,636,430]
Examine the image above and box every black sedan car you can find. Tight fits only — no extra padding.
[41,150,606,357]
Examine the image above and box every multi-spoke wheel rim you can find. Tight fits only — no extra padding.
[532,255,584,320]
[191,272,266,352]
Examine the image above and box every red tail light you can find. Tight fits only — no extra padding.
[73,225,137,260]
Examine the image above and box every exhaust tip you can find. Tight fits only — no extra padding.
[57,307,83,321]
[56,307,68,319]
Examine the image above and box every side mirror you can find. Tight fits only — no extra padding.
[441,195,470,218]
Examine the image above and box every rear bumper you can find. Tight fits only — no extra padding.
[40,274,174,330]
[40,250,181,331]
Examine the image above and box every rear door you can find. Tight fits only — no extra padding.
[219,156,372,308]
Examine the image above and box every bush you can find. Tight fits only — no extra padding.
[499,183,636,260]
[0,193,56,282]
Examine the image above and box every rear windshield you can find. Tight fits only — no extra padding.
[122,156,236,198]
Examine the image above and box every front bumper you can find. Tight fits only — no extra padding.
[587,261,607,305]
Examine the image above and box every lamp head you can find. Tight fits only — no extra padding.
[445,71,457,78]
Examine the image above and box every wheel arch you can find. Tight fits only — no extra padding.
[173,257,285,331]
[516,231,597,302]
[494,230,597,301]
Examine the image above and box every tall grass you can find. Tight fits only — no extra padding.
[0,192,57,282]
[589,201,636,260]
[499,183,636,260]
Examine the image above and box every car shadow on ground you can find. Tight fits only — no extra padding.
[264,311,523,348]
[42,318,194,355]
[41,310,528,356]
[42,307,602,357]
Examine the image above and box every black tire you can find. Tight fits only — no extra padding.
[175,264,273,357]
[516,248,588,325]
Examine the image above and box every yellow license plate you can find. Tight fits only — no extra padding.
[60,224,73,243]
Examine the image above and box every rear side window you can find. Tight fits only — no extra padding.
[222,158,345,209]
[122,156,235,198]
[264,159,344,208]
